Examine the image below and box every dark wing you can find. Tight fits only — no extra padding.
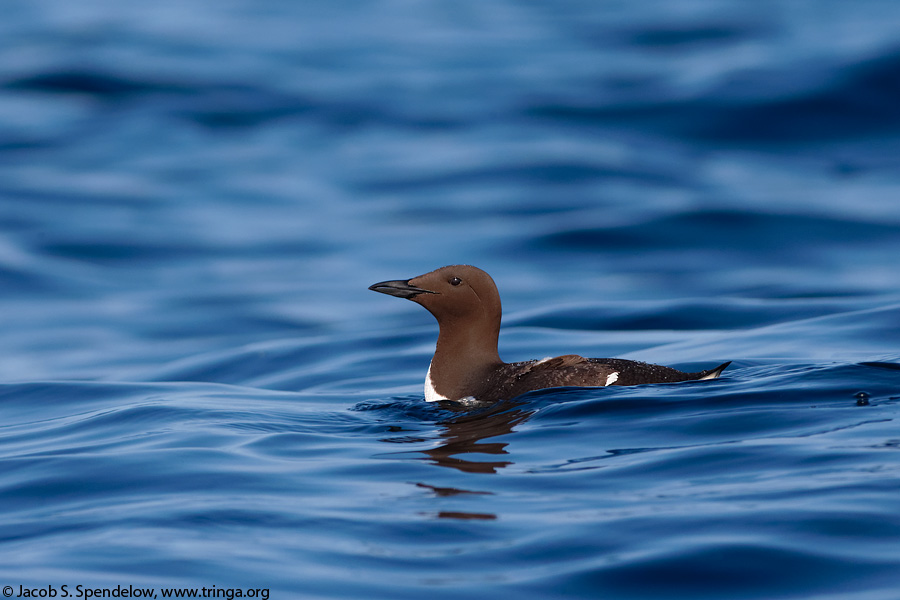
[518,354,589,375]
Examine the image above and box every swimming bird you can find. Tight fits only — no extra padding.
[369,265,730,404]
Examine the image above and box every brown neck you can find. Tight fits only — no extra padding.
[430,315,503,398]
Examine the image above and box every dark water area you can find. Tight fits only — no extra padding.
[2,1,900,598]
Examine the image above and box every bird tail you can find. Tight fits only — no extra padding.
[698,361,732,380]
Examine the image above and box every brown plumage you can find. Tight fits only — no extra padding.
[370,265,730,404]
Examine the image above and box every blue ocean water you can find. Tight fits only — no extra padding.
[2,1,900,598]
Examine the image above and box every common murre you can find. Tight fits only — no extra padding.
[369,265,731,404]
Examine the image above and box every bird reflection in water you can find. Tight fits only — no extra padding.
[420,399,531,474]
[376,397,534,520]
[411,400,531,520]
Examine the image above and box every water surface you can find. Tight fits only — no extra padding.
[2,1,900,598]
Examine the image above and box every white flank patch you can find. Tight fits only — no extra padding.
[424,362,449,402]
[533,356,552,366]
[605,371,619,386]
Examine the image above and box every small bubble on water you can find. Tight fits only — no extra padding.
[855,391,870,406]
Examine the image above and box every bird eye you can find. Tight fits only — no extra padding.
[449,277,462,286]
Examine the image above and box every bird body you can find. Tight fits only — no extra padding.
[370,265,730,404]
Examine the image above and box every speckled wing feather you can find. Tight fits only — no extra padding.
[477,355,618,402]
[586,358,730,385]
[473,356,730,402]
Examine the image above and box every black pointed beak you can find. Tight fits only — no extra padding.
[368,279,437,299]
